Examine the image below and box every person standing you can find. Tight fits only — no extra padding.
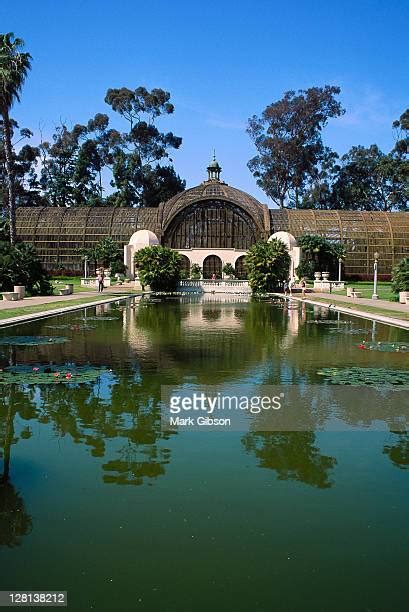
[97,271,105,293]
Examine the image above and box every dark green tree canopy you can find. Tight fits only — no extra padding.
[247,86,345,208]
[244,239,291,293]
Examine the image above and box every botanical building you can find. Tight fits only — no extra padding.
[16,157,409,279]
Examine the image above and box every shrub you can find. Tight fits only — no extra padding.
[244,239,291,294]
[222,263,235,278]
[190,263,202,279]
[392,257,409,294]
[110,259,127,276]
[297,234,343,277]
[134,245,183,291]
[295,260,315,280]
[0,241,53,295]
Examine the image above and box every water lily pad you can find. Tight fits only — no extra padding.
[317,367,409,388]
[355,341,409,353]
[0,364,110,385]
[0,336,69,346]
[46,324,96,331]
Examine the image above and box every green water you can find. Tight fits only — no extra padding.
[0,296,408,611]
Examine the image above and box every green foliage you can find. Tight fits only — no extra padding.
[295,260,315,280]
[0,32,32,242]
[297,234,342,277]
[134,245,182,291]
[190,263,202,280]
[104,86,184,207]
[247,86,344,208]
[82,237,123,271]
[222,262,235,277]
[332,145,408,211]
[391,257,409,293]
[0,241,53,294]
[244,239,291,293]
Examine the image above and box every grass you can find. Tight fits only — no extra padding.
[51,276,98,293]
[333,281,396,301]
[0,294,128,321]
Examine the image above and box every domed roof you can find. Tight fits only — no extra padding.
[161,180,268,233]
[129,229,159,247]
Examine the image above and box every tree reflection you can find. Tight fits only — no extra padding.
[383,433,409,470]
[0,481,32,548]
[242,431,337,488]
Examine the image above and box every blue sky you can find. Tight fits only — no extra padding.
[2,0,408,206]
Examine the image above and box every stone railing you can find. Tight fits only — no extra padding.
[178,279,251,294]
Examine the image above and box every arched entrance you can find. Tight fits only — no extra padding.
[203,255,222,279]
[235,255,247,279]
[179,254,190,278]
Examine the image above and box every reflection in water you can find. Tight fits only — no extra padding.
[0,481,32,548]
[383,433,409,469]
[242,431,337,488]
[0,296,408,493]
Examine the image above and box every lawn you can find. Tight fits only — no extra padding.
[330,281,396,301]
[51,276,97,293]
[0,294,125,321]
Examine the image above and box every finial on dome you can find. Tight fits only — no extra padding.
[207,151,222,181]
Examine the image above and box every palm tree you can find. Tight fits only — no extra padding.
[0,33,32,244]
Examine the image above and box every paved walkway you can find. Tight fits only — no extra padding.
[311,291,409,314]
[0,291,96,310]
[0,287,136,311]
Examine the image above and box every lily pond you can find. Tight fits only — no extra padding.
[0,296,408,611]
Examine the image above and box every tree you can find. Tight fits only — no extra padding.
[39,117,108,207]
[104,87,184,207]
[190,263,202,279]
[82,237,123,273]
[392,108,409,156]
[296,234,341,278]
[0,33,32,242]
[222,262,235,278]
[244,239,291,293]
[247,86,344,208]
[0,241,53,294]
[134,245,182,291]
[1,119,43,210]
[391,258,409,295]
[333,145,408,211]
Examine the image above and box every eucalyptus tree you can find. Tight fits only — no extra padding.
[247,86,344,208]
[0,32,32,242]
[333,144,408,211]
[39,116,110,207]
[104,86,184,207]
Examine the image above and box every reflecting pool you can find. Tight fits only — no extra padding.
[0,296,408,611]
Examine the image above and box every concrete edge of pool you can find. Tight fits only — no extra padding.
[1,291,408,331]
[0,294,138,328]
[275,293,409,330]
